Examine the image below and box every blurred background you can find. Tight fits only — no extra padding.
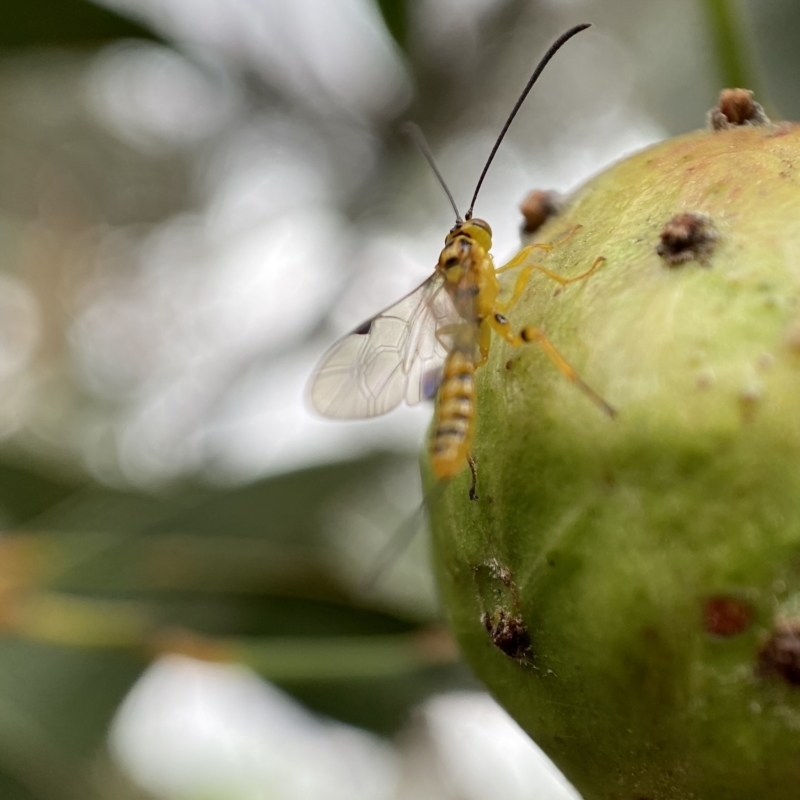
[0,0,797,798]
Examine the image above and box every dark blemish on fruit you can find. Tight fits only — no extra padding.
[505,359,513,370]
[482,608,532,661]
[657,212,718,267]
[708,88,770,131]
[758,620,800,685]
[519,190,564,236]
[703,595,752,636]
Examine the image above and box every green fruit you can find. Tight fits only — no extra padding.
[429,122,800,799]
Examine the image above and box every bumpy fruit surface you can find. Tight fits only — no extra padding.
[430,123,800,799]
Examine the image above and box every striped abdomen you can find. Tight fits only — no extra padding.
[430,348,475,480]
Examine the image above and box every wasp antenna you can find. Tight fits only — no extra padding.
[465,23,591,220]
[403,122,462,224]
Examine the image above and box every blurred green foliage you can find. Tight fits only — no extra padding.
[0,452,470,798]
[376,0,408,51]
[0,0,162,48]
[702,0,760,96]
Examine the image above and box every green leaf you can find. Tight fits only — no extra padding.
[0,453,468,739]
[0,640,145,800]
[374,0,407,51]
[0,0,162,48]
[0,457,83,528]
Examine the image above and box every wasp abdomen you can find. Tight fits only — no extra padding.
[430,348,476,480]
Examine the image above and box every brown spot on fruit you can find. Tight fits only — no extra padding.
[703,596,752,636]
[481,608,532,661]
[519,190,563,236]
[657,212,718,266]
[708,88,770,131]
[758,620,800,685]
[784,320,800,354]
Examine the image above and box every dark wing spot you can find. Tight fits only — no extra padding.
[354,319,373,335]
[423,368,443,400]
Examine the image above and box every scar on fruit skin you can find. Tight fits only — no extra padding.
[657,212,718,267]
[708,88,771,131]
[519,189,564,236]
[482,608,533,661]
[758,619,800,685]
[473,559,533,662]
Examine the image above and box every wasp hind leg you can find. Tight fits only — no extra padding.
[468,454,479,501]
[489,313,616,417]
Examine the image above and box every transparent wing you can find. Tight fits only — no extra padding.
[309,274,460,419]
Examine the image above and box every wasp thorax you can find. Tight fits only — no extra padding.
[438,236,471,280]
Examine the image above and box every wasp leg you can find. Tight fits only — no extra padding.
[468,454,479,501]
[536,254,606,287]
[495,264,535,313]
[489,312,616,417]
[474,321,492,368]
[494,224,583,277]
[496,255,607,316]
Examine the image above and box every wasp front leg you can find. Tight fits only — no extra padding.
[489,312,615,417]
[496,255,607,317]
[494,224,583,277]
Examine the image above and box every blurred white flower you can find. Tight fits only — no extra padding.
[397,692,582,800]
[110,655,399,800]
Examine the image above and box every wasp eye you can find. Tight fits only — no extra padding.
[444,256,460,269]
[471,218,492,237]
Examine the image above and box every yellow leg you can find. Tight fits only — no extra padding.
[557,254,606,285]
[495,245,552,276]
[474,322,492,368]
[489,312,615,417]
[496,265,534,313]
[494,224,583,276]
[496,255,606,315]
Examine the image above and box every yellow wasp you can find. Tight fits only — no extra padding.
[309,24,613,490]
